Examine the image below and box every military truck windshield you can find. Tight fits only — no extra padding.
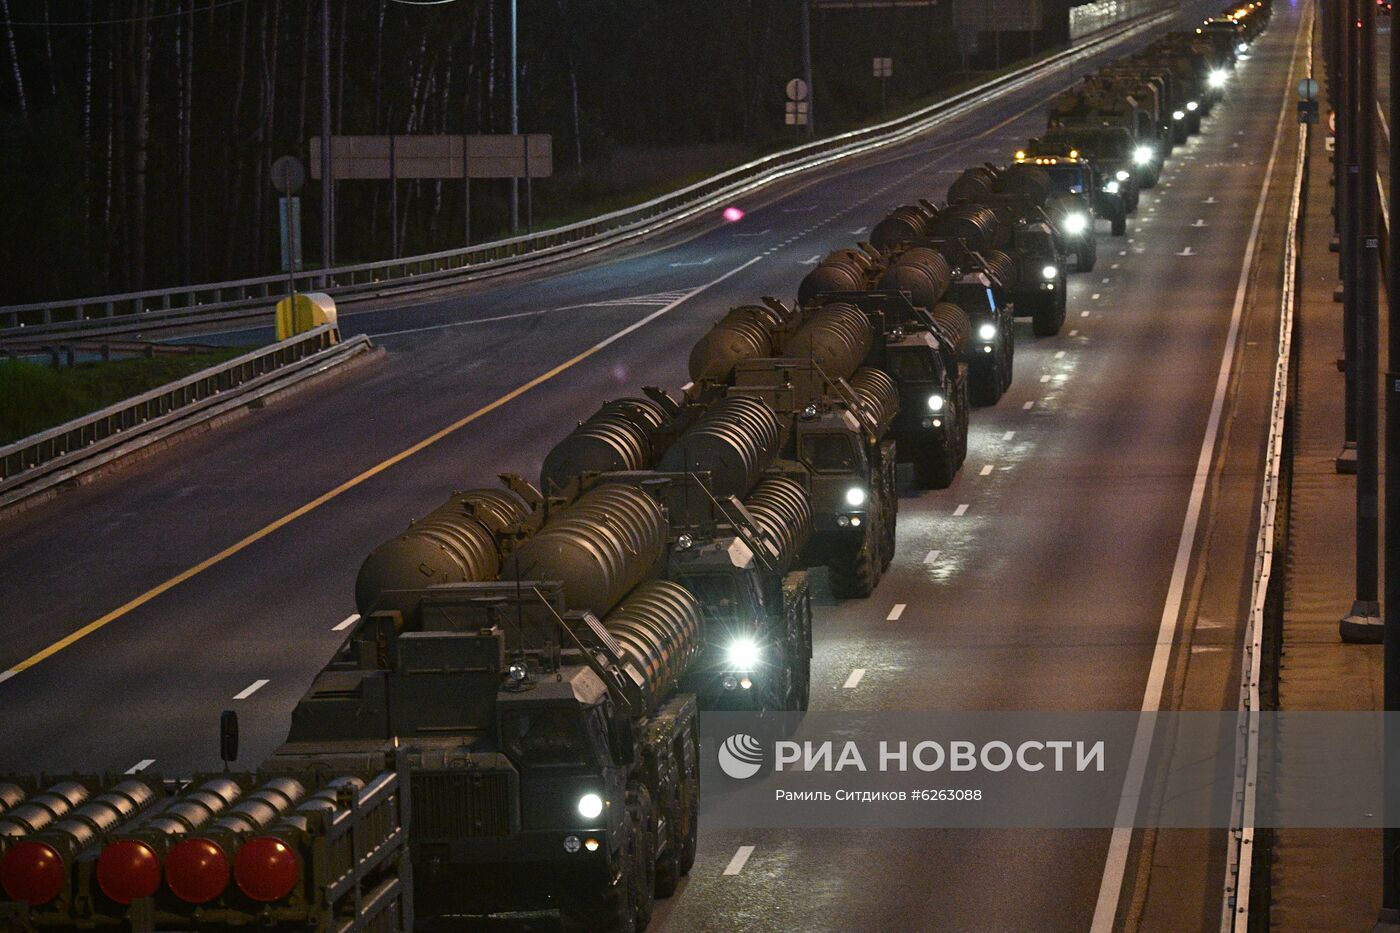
[800,433,859,473]
[679,573,741,622]
[1042,164,1086,194]
[887,347,936,382]
[502,706,590,767]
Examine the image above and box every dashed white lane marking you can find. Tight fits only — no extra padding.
[669,257,714,268]
[733,228,771,237]
[844,668,866,689]
[125,759,156,774]
[1190,646,1225,654]
[1177,246,1196,256]
[1023,400,1035,410]
[850,227,867,235]
[924,549,941,565]
[953,504,970,517]
[1091,293,1101,300]
[800,254,822,264]
[1191,218,1208,227]
[1081,310,1091,317]
[333,613,360,632]
[1110,263,1120,270]
[784,205,817,212]
[1040,374,1051,383]
[887,604,906,621]
[724,846,756,875]
[1069,329,1079,337]
[1055,350,1066,359]
[1002,431,1016,441]
[1118,250,1127,256]
[1100,277,1111,284]
[980,465,994,476]
[233,679,270,700]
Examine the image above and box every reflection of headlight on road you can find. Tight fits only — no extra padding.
[845,487,867,507]
[1041,264,1058,280]
[577,794,604,820]
[1115,170,1130,182]
[1134,145,1154,165]
[1062,211,1088,235]
[1104,180,1121,194]
[1186,100,1199,112]
[978,322,998,341]
[1173,109,1185,120]
[726,637,761,671]
[1209,69,1227,88]
[927,393,945,411]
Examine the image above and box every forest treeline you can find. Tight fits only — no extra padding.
[0,1,1000,303]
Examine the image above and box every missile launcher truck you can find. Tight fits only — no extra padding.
[1024,127,1139,229]
[1049,78,1164,188]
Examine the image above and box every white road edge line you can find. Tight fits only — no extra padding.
[843,668,866,689]
[1087,7,1305,929]
[887,604,906,621]
[333,613,360,632]
[723,845,755,876]
[124,759,156,774]
[233,679,270,700]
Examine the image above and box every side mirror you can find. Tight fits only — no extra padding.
[220,710,239,766]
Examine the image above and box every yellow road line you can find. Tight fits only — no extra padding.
[0,256,763,684]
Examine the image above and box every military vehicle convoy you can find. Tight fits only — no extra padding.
[0,4,1266,931]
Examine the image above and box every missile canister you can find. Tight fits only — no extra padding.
[936,203,1010,251]
[0,785,25,819]
[947,165,1000,204]
[604,580,703,713]
[657,395,781,500]
[870,203,938,251]
[993,162,1053,203]
[688,304,794,384]
[784,303,872,381]
[797,248,877,305]
[982,249,1019,287]
[355,486,532,618]
[0,782,88,849]
[849,368,900,429]
[540,397,670,492]
[509,483,668,616]
[928,302,973,354]
[878,247,954,311]
[743,476,812,568]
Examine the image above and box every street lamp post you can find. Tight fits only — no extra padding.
[509,0,520,233]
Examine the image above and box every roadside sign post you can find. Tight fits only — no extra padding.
[271,155,305,307]
[1382,0,1400,921]
[785,78,810,130]
[873,57,893,115]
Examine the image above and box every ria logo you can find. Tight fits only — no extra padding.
[717,733,765,780]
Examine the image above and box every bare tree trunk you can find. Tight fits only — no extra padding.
[179,0,195,283]
[486,0,496,131]
[335,3,347,132]
[296,1,311,145]
[252,0,282,270]
[82,0,94,239]
[0,0,28,120]
[129,0,152,290]
[225,1,251,274]
[42,0,55,97]
[560,0,583,170]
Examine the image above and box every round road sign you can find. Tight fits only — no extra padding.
[271,155,305,195]
[786,78,809,102]
[1297,77,1319,101]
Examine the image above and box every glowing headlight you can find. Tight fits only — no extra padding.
[1062,211,1088,235]
[927,393,946,411]
[1186,100,1199,112]
[1041,264,1058,280]
[577,794,604,820]
[1115,170,1130,182]
[726,637,761,671]
[1134,145,1154,165]
[1173,109,1185,120]
[1104,180,1121,194]
[1209,69,1227,88]
[845,487,867,507]
[1237,41,1248,53]
[977,323,998,341]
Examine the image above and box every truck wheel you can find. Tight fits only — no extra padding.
[679,778,699,875]
[879,508,895,573]
[629,786,657,931]
[1078,240,1097,272]
[913,440,956,489]
[1111,214,1127,237]
[654,827,682,899]
[1031,293,1064,337]
[828,528,878,598]
[969,360,1002,406]
[566,883,636,933]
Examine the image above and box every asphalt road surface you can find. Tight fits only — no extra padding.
[0,3,1302,930]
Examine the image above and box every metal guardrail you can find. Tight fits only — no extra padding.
[0,325,371,510]
[1220,111,1310,933]
[0,7,1177,341]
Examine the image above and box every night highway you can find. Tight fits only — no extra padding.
[0,1,1315,931]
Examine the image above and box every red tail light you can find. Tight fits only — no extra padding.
[164,838,229,904]
[96,841,161,905]
[0,840,65,905]
[233,836,300,902]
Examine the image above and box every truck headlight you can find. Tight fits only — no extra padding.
[1237,41,1248,53]
[1209,69,1227,88]
[1186,100,1199,112]
[927,392,946,411]
[977,322,998,341]
[845,487,867,507]
[1133,145,1154,165]
[1041,264,1058,280]
[1115,170,1130,182]
[1062,211,1088,235]
[727,637,760,671]
[1173,109,1185,120]
[1104,180,1120,194]
[578,793,604,820]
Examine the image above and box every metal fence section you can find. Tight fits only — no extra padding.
[0,7,1176,342]
[1070,0,1176,41]
[0,325,370,510]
